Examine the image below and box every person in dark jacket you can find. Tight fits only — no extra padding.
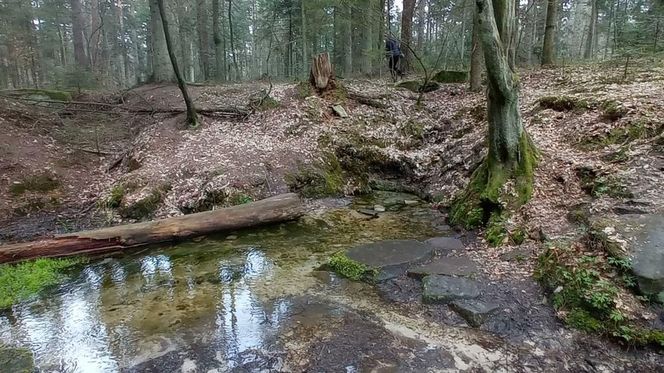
[385,36,404,81]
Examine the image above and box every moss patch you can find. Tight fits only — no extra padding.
[10,173,60,196]
[535,243,664,347]
[327,251,377,282]
[295,81,314,99]
[285,153,345,198]
[432,70,468,83]
[600,100,628,121]
[120,184,171,220]
[576,167,632,199]
[486,213,507,247]
[450,131,537,231]
[0,258,83,309]
[11,88,72,101]
[538,96,591,112]
[510,226,527,245]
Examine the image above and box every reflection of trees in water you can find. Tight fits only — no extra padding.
[214,249,290,369]
[0,264,119,372]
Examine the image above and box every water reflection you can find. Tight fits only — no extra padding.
[0,199,441,371]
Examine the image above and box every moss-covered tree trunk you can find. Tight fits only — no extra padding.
[450,0,536,229]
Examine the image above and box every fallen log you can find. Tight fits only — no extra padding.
[0,193,304,264]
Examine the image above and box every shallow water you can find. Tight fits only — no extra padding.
[0,193,454,372]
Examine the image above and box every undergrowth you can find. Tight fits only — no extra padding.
[10,174,60,196]
[535,243,664,347]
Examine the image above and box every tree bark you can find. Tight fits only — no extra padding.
[309,52,333,90]
[360,0,373,75]
[301,0,308,77]
[0,194,304,264]
[541,0,558,66]
[469,9,483,92]
[450,0,536,229]
[150,0,175,82]
[70,0,88,67]
[401,0,416,69]
[197,0,211,80]
[213,0,225,80]
[228,0,240,80]
[584,0,597,59]
[156,0,198,127]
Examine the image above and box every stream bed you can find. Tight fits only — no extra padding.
[0,193,661,372]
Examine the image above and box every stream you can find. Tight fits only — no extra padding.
[0,192,661,372]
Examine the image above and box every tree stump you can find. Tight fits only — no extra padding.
[309,52,333,90]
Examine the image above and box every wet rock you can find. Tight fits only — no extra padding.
[422,275,480,304]
[373,205,386,212]
[407,257,479,279]
[357,209,380,218]
[404,200,419,206]
[449,300,500,327]
[626,214,664,295]
[425,236,464,252]
[0,346,34,373]
[345,240,434,281]
[500,248,533,262]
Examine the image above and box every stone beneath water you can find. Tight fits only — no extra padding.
[374,205,386,212]
[422,275,481,304]
[425,237,464,252]
[345,240,435,281]
[0,346,35,373]
[450,300,500,327]
[407,257,479,279]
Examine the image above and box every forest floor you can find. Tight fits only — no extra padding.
[1,60,663,369]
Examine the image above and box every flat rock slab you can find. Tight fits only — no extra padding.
[628,214,664,294]
[425,237,464,252]
[422,275,481,304]
[407,257,479,279]
[450,300,500,327]
[346,240,434,282]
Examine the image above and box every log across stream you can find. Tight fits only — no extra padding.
[0,193,304,264]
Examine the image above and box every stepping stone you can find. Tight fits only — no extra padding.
[630,214,664,295]
[374,205,386,212]
[357,209,380,218]
[345,240,434,282]
[425,237,464,252]
[450,300,500,327]
[422,275,480,304]
[407,257,479,279]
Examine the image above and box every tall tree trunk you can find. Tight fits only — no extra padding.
[197,0,211,80]
[228,0,240,80]
[469,9,483,92]
[450,0,536,229]
[177,3,193,81]
[401,0,416,69]
[70,0,87,67]
[301,0,308,77]
[416,0,426,50]
[584,0,597,59]
[333,5,344,75]
[213,0,224,80]
[150,0,175,82]
[343,5,353,75]
[541,0,558,66]
[360,0,373,75]
[156,0,198,127]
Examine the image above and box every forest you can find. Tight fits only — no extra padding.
[1,0,662,89]
[0,0,663,371]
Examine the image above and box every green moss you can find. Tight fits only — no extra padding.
[328,251,377,282]
[120,184,171,220]
[535,244,663,347]
[295,81,313,99]
[486,213,507,247]
[600,100,627,121]
[229,193,253,205]
[432,70,468,83]
[0,258,83,309]
[538,95,591,112]
[285,153,345,198]
[103,185,126,208]
[13,88,72,101]
[9,174,60,196]
[510,226,527,245]
[450,131,537,230]
[576,167,632,199]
